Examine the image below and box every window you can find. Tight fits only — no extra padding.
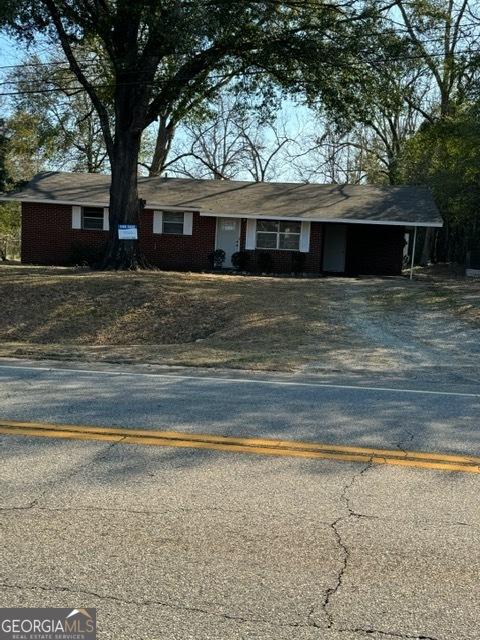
[256,220,301,251]
[162,212,185,234]
[82,207,104,230]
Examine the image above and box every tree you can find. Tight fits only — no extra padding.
[0,118,20,260]
[4,0,376,269]
[168,98,248,180]
[394,0,478,118]
[393,0,479,262]
[166,93,293,181]
[300,23,432,185]
[398,103,480,264]
[0,117,10,190]
[141,73,235,177]
[7,52,111,175]
[293,0,480,262]
[289,123,368,184]
[236,111,292,183]
[0,202,20,260]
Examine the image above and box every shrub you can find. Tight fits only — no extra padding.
[70,241,106,267]
[257,251,273,273]
[208,248,226,269]
[231,250,249,271]
[291,252,306,274]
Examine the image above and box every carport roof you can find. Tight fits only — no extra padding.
[1,171,443,227]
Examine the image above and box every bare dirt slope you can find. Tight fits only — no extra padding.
[0,264,479,379]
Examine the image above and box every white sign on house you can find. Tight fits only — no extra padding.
[118,224,138,240]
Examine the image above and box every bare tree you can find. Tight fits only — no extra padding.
[167,95,295,182]
[237,117,292,182]
[394,0,478,118]
[168,97,248,179]
[141,74,235,177]
[290,123,372,185]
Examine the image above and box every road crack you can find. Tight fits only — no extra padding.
[339,626,439,639]
[0,581,442,639]
[0,502,333,527]
[0,438,127,515]
[396,429,416,454]
[307,460,441,640]
[307,460,374,629]
[0,581,307,630]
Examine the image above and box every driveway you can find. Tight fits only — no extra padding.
[303,278,480,382]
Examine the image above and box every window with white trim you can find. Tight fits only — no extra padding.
[162,212,185,234]
[82,207,104,230]
[256,220,301,250]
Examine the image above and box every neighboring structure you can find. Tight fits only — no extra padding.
[1,172,443,275]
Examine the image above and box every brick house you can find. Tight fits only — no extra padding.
[2,172,442,275]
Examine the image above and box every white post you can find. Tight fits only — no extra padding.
[410,226,417,280]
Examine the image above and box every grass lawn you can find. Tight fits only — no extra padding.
[0,264,479,373]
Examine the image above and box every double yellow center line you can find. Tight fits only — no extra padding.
[0,419,479,474]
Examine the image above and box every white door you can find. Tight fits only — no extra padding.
[216,217,241,267]
[323,224,347,273]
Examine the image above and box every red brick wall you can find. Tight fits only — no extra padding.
[21,202,404,275]
[141,210,216,270]
[240,221,324,274]
[21,203,216,269]
[21,202,108,265]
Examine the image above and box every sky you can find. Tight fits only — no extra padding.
[0,33,24,66]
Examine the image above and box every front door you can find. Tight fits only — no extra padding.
[216,217,241,267]
[323,223,347,273]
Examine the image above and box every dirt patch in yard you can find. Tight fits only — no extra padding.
[0,264,479,377]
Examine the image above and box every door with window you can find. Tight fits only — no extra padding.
[216,218,240,267]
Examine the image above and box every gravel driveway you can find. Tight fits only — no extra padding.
[304,278,480,383]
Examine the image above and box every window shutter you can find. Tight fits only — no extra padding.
[300,221,311,253]
[245,219,256,250]
[153,211,163,234]
[183,212,193,235]
[103,207,109,231]
[72,206,81,229]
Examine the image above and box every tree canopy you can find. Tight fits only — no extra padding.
[1,0,380,268]
[398,103,480,262]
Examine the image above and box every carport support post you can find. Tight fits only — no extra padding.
[410,226,417,280]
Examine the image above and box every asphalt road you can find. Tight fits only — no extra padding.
[1,432,479,640]
[0,358,479,455]
[1,359,479,639]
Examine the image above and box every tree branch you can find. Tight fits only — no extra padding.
[43,0,114,160]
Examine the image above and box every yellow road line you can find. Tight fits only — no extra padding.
[0,419,479,474]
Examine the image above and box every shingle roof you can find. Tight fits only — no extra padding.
[1,171,443,227]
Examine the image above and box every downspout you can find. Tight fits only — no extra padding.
[410,226,418,280]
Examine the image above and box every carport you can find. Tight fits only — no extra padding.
[322,222,418,277]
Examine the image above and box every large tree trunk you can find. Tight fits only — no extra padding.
[149,114,175,177]
[101,125,151,270]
